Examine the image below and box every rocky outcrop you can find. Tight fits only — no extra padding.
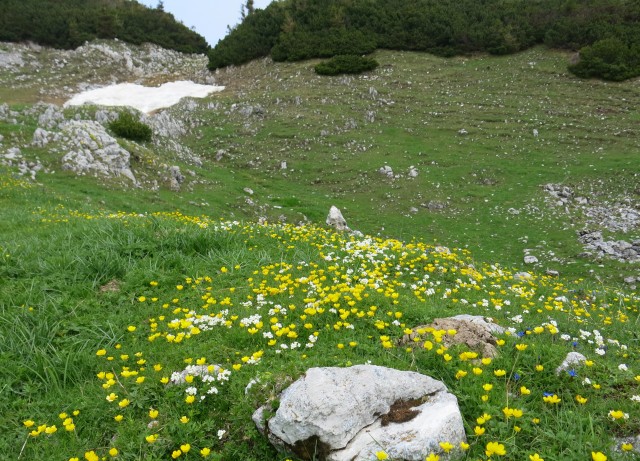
[60,120,136,183]
[253,365,466,461]
[543,183,639,263]
[578,230,640,263]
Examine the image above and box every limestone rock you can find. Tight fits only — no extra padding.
[37,104,65,129]
[147,111,187,138]
[378,165,394,178]
[254,365,466,461]
[60,120,136,183]
[524,255,539,264]
[32,128,50,147]
[513,272,532,281]
[402,315,504,358]
[326,206,350,232]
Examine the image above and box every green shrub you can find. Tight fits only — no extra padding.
[569,37,640,81]
[109,112,152,142]
[314,55,379,76]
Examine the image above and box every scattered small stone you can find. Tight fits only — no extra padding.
[378,165,393,178]
[524,255,539,264]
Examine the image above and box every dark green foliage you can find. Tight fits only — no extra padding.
[207,0,640,81]
[109,112,152,143]
[569,37,640,81]
[0,0,208,53]
[207,4,285,70]
[314,55,379,75]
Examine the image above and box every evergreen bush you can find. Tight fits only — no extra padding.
[109,112,152,142]
[569,37,640,81]
[314,55,379,76]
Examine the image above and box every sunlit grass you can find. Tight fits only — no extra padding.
[2,202,637,461]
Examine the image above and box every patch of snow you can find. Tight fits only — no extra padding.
[64,80,225,113]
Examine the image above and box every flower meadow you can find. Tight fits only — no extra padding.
[3,206,639,461]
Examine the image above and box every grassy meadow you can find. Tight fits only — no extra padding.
[0,44,639,461]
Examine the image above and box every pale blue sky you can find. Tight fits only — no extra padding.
[137,0,274,47]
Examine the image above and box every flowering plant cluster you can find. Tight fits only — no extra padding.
[10,209,640,460]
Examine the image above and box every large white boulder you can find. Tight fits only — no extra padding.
[253,365,466,461]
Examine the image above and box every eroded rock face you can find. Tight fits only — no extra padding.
[253,365,466,461]
[60,120,136,183]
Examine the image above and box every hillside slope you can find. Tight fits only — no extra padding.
[0,41,638,286]
[209,0,640,81]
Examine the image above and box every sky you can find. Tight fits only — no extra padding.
[137,0,274,47]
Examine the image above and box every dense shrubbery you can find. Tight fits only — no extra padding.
[208,0,640,81]
[0,0,208,53]
[314,55,379,75]
[109,112,152,143]
[569,38,640,81]
[207,5,285,70]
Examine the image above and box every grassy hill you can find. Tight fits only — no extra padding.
[0,43,638,460]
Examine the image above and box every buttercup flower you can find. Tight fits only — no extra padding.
[485,441,506,457]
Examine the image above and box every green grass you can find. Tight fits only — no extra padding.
[0,182,638,460]
[0,44,638,460]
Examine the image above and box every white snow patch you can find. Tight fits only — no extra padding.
[64,80,225,113]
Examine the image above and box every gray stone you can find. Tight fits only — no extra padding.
[254,365,466,461]
[37,104,65,129]
[148,111,186,138]
[378,165,393,178]
[326,206,350,232]
[32,128,50,147]
[60,120,136,183]
[524,255,539,264]
[403,316,504,358]
[513,272,532,281]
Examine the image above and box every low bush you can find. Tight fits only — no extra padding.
[314,55,379,76]
[109,112,152,142]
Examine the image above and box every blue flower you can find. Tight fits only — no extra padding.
[543,392,554,397]
[567,369,577,377]
[514,373,521,381]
